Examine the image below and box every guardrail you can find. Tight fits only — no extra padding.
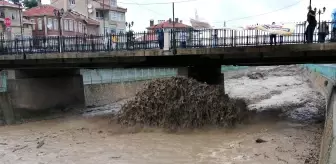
[0,21,335,55]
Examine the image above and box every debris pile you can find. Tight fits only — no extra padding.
[117,77,249,129]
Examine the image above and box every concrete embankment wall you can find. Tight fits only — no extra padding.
[303,65,336,164]
[84,81,146,107]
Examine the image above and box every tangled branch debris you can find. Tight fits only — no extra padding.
[117,77,249,129]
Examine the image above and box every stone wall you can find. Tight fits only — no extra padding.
[84,81,146,107]
[303,68,335,164]
[7,75,85,111]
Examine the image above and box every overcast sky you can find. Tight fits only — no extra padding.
[41,0,336,31]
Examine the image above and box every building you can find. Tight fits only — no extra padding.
[0,0,34,39]
[23,5,100,37]
[51,0,127,34]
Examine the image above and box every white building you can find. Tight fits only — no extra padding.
[51,0,127,35]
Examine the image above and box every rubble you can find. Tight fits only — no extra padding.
[117,77,249,130]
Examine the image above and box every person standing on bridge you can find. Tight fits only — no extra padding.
[269,22,277,45]
[111,34,118,50]
[157,27,164,49]
[179,30,187,48]
[318,21,329,43]
[331,8,336,42]
[306,6,317,43]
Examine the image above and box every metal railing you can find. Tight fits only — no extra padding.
[0,21,335,55]
[172,21,336,48]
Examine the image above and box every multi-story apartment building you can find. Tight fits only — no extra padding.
[51,0,127,35]
[23,5,100,37]
[0,0,34,39]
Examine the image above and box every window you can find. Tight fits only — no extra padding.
[96,11,104,19]
[69,0,75,5]
[74,21,77,32]
[30,19,35,30]
[37,18,42,30]
[64,19,69,31]
[53,19,58,30]
[119,13,125,21]
[109,11,117,21]
[110,0,116,6]
[48,18,53,29]
[69,20,73,31]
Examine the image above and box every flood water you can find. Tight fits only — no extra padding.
[0,116,322,164]
[0,66,323,164]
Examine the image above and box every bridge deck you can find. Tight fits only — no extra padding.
[0,43,336,68]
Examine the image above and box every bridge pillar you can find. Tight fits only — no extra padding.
[177,66,224,92]
[3,69,85,120]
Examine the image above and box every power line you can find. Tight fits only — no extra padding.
[122,0,303,28]
[124,0,169,17]
[215,0,303,23]
[118,0,199,5]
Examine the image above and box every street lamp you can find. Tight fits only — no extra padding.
[53,8,64,36]
[314,7,326,26]
[125,21,134,31]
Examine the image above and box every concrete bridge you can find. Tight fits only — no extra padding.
[1,25,336,122]
[0,42,335,117]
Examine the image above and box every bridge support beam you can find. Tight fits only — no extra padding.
[177,66,224,92]
[1,69,85,122]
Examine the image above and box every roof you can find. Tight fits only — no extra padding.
[190,19,212,29]
[147,20,191,30]
[23,6,99,26]
[69,10,100,26]
[0,0,21,8]
[23,5,57,17]
[86,18,99,26]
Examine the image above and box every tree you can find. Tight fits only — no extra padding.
[23,0,38,9]
[9,0,39,9]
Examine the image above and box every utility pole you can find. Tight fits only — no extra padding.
[103,0,105,36]
[309,0,311,7]
[172,2,176,55]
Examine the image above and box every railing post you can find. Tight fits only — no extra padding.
[246,30,249,45]
[223,29,226,47]
[107,34,110,51]
[164,30,170,51]
[76,35,78,52]
[231,30,235,47]
[255,30,258,46]
[143,31,146,49]
[57,36,61,53]
[90,34,94,52]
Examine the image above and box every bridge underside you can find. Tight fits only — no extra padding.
[0,50,336,69]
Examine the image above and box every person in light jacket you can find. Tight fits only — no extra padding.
[111,34,118,50]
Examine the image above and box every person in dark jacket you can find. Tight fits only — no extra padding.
[306,6,317,43]
[157,27,164,49]
[270,22,277,45]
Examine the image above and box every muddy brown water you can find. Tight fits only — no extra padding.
[0,115,321,164]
